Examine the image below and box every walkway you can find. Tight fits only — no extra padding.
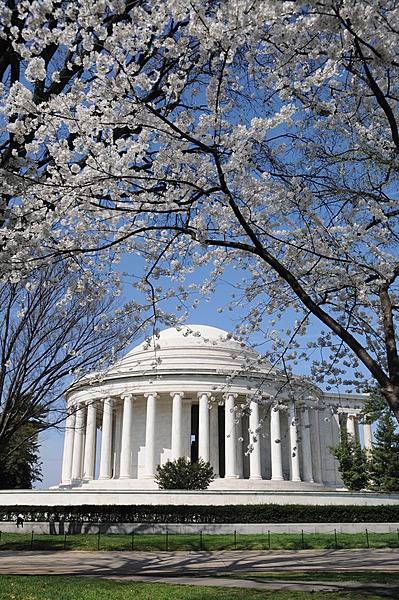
[1,549,399,596]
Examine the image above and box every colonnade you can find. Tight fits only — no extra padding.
[344,411,373,450]
[61,393,373,486]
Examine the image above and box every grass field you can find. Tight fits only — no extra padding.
[0,530,398,551]
[0,575,394,600]
[227,571,399,584]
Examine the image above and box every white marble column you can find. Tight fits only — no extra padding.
[83,401,97,480]
[288,402,301,482]
[61,409,76,484]
[270,403,283,481]
[209,401,219,477]
[347,413,357,439]
[71,403,85,481]
[301,407,314,483]
[312,410,323,483]
[120,394,134,478]
[224,393,238,478]
[171,392,184,460]
[144,392,157,477]
[113,403,123,479]
[363,421,373,451]
[236,417,244,478]
[198,392,211,463]
[99,397,113,479]
[249,399,262,479]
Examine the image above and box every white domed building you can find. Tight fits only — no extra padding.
[56,324,373,502]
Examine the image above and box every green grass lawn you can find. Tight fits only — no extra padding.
[0,530,399,551]
[226,571,399,584]
[0,576,393,600]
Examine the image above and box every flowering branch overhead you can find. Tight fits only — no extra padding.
[1,1,399,416]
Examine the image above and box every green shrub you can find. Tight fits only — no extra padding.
[1,503,399,524]
[155,457,214,490]
[330,436,369,491]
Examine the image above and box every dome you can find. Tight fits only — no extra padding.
[103,324,274,379]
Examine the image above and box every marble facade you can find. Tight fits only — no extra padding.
[57,325,371,492]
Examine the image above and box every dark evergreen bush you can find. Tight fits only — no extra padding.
[155,457,214,490]
[330,435,369,491]
[369,412,399,492]
[1,503,399,524]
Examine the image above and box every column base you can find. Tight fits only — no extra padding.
[224,475,240,479]
[291,477,302,482]
[70,478,83,487]
[249,475,262,480]
[119,475,133,480]
[271,476,284,481]
[98,476,111,480]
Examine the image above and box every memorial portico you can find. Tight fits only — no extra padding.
[58,325,371,491]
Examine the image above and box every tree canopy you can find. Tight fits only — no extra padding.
[0,397,42,488]
[1,1,399,415]
[0,260,148,455]
[369,411,399,492]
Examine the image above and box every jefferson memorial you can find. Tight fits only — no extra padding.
[56,324,372,498]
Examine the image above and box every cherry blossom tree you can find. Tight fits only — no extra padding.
[1,1,399,417]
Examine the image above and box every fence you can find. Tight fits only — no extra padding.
[1,526,399,552]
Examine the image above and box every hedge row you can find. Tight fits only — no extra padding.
[1,504,399,523]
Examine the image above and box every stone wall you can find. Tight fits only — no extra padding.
[1,521,399,535]
[1,489,399,506]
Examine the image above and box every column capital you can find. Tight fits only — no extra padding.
[246,393,261,401]
[223,392,238,400]
[121,393,133,401]
[144,392,158,399]
[272,401,283,411]
[262,394,273,402]
[66,404,77,417]
[337,407,361,416]
[197,391,212,399]
[170,391,184,398]
[85,399,97,407]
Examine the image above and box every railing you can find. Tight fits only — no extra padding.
[1,527,399,552]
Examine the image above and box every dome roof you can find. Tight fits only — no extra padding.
[103,324,274,379]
